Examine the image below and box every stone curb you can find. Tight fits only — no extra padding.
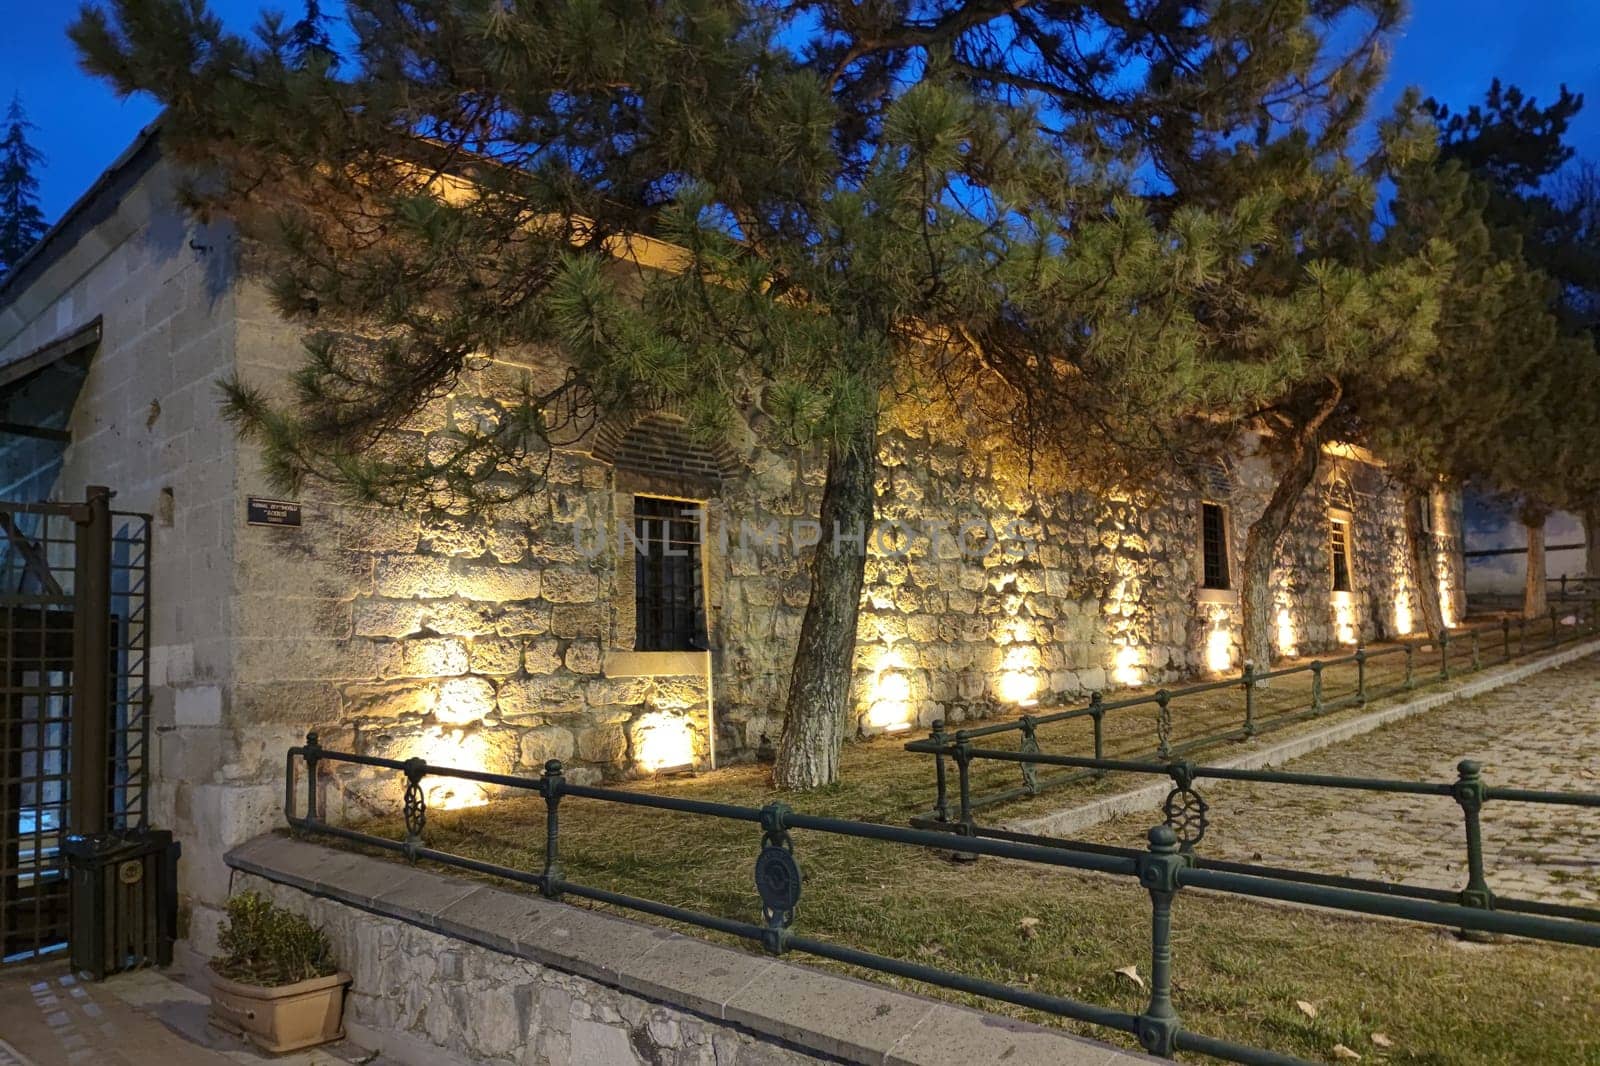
[1003,637,1600,840]
[226,834,1155,1066]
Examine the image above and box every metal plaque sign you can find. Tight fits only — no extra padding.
[247,497,302,528]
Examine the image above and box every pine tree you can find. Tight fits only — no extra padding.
[0,95,48,277]
[73,0,1415,786]
[1425,81,1600,614]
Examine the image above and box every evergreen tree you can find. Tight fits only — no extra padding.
[0,95,48,277]
[1425,81,1600,613]
[73,0,1413,785]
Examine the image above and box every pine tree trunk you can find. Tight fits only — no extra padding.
[1240,434,1320,668]
[1584,501,1600,580]
[773,414,877,790]
[1240,386,1343,668]
[1523,512,1548,619]
[1405,485,1446,639]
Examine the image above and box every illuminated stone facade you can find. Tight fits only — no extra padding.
[0,134,1464,950]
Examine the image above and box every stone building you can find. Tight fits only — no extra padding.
[0,127,1464,947]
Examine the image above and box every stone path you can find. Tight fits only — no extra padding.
[1080,654,1600,908]
[0,964,387,1066]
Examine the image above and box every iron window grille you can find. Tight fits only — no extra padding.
[633,497,707,652]
[1330,518,1353,592]
[1200,503,1230,590]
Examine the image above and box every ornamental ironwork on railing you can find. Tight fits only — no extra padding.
[284,738,1600,1066]
[904,605,1598,824]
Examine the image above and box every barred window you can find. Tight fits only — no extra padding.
[633,496,706,652]
[1200,503,1231,590]
[1330,517,1353,593]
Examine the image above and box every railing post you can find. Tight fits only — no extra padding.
[1452,760,1495,916]
[1354,647,1367,706]
[303,730,322,824]
[1559,574,1568,601]
[1018,715,1040,795]
[1241,661,1256,738]
[1154,691,1173,760]
[1135,826,1184,1058]
[951,732,978,862]
[1089,692,1106,776]
[1439,630,1451,681]
[70,484,113,835]
[1404,642,1415,689]
[1310,662,1323,714]
[540,759,566,898]
[1502,616,1512,662]
[930,721,950,824]
[1549,606,1560,648]
[1470,628,1482,671]
[401,757,428,862]
[756,803,799,954]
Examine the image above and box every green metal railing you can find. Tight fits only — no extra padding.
[901,739,1600,925]
[907,605,1599,823]
[285,737,1600,1066]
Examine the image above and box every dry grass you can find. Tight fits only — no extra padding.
[339,631,1600,1065]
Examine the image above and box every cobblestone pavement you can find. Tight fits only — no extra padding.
[1081,653,1600,908]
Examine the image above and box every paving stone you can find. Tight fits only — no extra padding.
[435,884,562,955]
[1080,653,1600,908]
[617,933,776,1020]
[723,961,935,1062]
[886,1004,1152,1066]
[372,867,481,926]
[514,902,676,985]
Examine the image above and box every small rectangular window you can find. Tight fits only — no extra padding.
[633,496,706,652]
[1201,503,1230,590]
[1330,517,1353,592]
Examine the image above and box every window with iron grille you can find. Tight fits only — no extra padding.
[633,497,706,652]
[1200,503,1230,590]
[1330,517,1353,592]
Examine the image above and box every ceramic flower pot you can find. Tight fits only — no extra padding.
[208,967,351,1053]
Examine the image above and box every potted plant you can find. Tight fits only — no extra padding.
[207,891,351,1053]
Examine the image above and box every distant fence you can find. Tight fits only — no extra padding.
[905,605,1597,825]
[286,737,1600,1066]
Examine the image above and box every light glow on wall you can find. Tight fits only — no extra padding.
[413,726,491,810]
[865,644,915,733]
[634,712,696,772]
[1333,595,1358,645]
[1437,557,1457,629]
[435,678,493,726]
[1204,609,1233,674]
[1112,643,1142,687]
[1393,593,1413,637]
[996,643,1041,704]
[1275,606,1298,658]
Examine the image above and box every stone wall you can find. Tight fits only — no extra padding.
[227,271,1455,806]
[0,143,1463,955]
[0,144,248,916]
[226,834,1153,1066]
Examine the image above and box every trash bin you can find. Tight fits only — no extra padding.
[63,830,180,980]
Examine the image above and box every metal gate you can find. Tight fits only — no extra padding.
[0,487,150,965]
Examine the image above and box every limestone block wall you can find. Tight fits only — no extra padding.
[220,277,1451,812]
[0,149,246,916]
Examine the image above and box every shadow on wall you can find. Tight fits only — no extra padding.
[1464,495,1585,596]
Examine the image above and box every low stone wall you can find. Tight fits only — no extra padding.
[226,835,1151,1066]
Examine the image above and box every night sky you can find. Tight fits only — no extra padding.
[3,1,1598,223]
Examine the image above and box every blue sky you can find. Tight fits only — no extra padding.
[3,1,1598,222]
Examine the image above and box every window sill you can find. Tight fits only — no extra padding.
[604,649,710,678]
[1196,587,1239,606]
